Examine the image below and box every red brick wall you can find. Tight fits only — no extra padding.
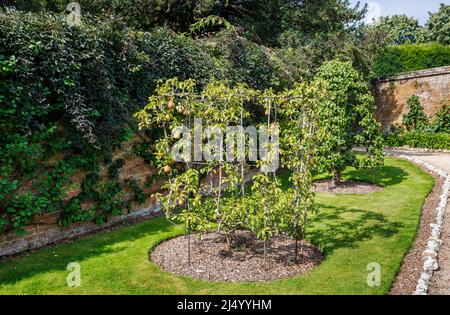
[0,143,164,258]
[0,199,161,258]
[373,66,450,132]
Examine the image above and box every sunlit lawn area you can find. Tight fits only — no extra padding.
[0,157,433,294]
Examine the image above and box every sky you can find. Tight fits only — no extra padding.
[349,0,449,25]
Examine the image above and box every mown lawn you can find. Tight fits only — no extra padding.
[0,157,433,294]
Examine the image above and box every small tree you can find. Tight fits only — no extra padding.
[431,104,450,133]
[134,78,208,265]
[247,173,283,270]
[135,77,322,269]
[402,95,429,132]
[279,81,321,263]
[314,59,384,185]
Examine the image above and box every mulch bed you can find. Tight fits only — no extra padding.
[150,230,323,282]
[390,172,443,295]
[312,180,384,194]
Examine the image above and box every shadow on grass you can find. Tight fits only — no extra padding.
[343,166,409,187]
[0,217,175,286]
[307,205,403,256]
[279,165,409,191]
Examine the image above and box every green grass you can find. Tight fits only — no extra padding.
[0,157,434,294]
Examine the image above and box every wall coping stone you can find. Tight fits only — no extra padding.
[376,66,450,83]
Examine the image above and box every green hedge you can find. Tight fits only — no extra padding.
[384,132,450,150]
[0,11,296,233]
[373,43,450,77]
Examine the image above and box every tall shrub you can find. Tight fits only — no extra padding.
[314,60,384,185]
[402,95,429,132]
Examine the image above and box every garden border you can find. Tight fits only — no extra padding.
[386,152,450,295]
[384,146,450,154]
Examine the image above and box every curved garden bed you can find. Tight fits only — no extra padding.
[0,157,434,294]
[150,231,323,282]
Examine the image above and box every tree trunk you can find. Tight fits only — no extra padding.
[264,239,267,270]
[216,165,222,232]
[188,228,191,266]
[294,237,299,264]
[294,185,300,264]
[332,169,341,186]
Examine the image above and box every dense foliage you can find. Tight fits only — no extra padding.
[373,43,450,77]
[371,4,450,77]
[373,15,425,46]
[3,0,366,44]
[371,4,450,46]
[0,10,298,234]
[384,132,450,150]
[384,96,450,150]
[425,3,450,45]
[314,60,384,184]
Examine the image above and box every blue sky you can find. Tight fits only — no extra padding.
[349,0,449,24]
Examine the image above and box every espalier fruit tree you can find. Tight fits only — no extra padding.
[135,73,364,268]
[279,81,323,263]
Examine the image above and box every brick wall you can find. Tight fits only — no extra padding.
[0,199,161,258]
[0,143,164,258]
[373,66,450,132]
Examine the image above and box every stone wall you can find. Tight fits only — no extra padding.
[0,143,164,258]
[0,199,161,259]
[373,66,450,132]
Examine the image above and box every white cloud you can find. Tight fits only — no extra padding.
[364,1,382,24]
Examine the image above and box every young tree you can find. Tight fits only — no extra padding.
[402,95,429,132]
[134,78,209,265]
[135,77,322,269]
[279,81,322,262]
[431,105,450,133]
[314,59,383,185]
[247,173,283,270]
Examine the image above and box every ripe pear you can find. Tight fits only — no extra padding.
[163,165,171,173]
[168,99,175,110]
[176,105,185,113]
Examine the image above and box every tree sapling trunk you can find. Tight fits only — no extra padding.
[332,169,341,186]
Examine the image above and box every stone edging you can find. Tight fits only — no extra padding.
[384,146,450,154]
[387,152,450,295]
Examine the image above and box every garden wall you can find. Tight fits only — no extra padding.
[373,66,450,131]
[0,154,163,258]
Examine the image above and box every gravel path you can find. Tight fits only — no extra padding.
[385,148,450,295]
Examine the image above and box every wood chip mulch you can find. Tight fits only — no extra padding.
[312,180,384,194]
[150,230,323,282]
[390,172,443,295]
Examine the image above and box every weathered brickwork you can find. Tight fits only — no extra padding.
[0,200,161,258]
[0,148,163,258]
[373,66,450,132]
